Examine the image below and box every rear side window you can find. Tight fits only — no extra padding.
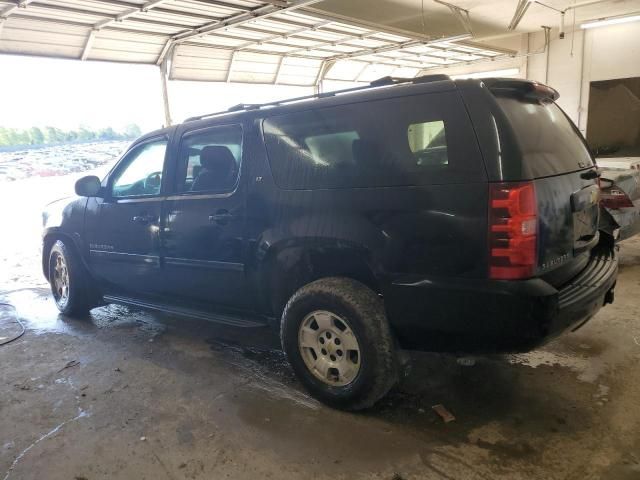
[495,97,593,177]
[407,120,448,167]
[176,124,242,193]
[263,92,483,189]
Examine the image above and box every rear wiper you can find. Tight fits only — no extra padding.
[580,170,600,180]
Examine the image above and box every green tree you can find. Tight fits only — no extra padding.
[14,130,30,145]
[29,127,45,145]
[123,124,142,139]
[77,125,95,142]
[98,127,117,140]
[45,126,64,143]
[0,127,10,146]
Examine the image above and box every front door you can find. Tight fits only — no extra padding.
[162,123,248,309]
[86,136,169,297]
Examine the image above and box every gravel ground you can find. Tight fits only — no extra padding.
[0,141,127,182]
[0,142,123,291]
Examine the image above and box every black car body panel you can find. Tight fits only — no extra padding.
[42,76,617,353]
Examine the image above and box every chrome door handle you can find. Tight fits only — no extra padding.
[209,210,233,225]
[132,214,156,225]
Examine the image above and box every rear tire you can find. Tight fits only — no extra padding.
[281,277,399,410]
[49,239,96,317]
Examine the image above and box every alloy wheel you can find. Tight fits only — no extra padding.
[298,310,361,386]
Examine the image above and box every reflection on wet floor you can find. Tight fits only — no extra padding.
[0,284,628,422]
[1,286,626,394]
[2,242,640,480]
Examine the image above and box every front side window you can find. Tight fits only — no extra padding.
[111,140,167,197]
[176,125,242,193]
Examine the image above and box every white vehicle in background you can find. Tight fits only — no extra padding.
[597,157,640,241]
[597,157,640,171]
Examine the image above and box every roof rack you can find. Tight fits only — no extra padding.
[184,74,451,123]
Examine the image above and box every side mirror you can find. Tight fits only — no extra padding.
[75,175,102,197]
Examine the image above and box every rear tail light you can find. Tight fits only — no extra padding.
[489,182,538,280]
[600,188,634,209]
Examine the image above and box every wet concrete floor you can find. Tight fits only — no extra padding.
[1,237,640,479]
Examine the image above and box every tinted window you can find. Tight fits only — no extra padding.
[176,125,242,193]
[112,140,167,197]
[407,120,448,167]
[263,92,483,189]
[496,97,593,177]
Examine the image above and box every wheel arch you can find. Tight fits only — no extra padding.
[42,230,86,281]
[258,240,383,320]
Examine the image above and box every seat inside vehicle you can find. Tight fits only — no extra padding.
[191,145,237,192]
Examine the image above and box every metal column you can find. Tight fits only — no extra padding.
[159,58,172,127]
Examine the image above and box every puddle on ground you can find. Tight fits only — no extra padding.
[0,287,166,337]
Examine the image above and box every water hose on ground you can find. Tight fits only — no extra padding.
[0,302,25,346]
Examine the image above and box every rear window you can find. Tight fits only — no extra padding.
[496,97,594,177]
[263,92,483,189]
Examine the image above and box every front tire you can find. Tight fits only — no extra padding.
[281,277,399,410]
[49,240,95,317]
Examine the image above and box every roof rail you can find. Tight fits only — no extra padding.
[227,103,261,112]
[184,74,451,123]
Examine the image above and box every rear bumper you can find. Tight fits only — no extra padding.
[384,245,618,353]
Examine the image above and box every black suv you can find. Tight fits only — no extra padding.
[42,76,617,410]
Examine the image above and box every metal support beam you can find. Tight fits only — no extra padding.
[234,20,333,52]
[508,0,531,31]
[0,0,36,18]
[353,61,370,82]
[159,58,172,127]
[434,0,473,36]
[81,29,97,60]
[283,29,381,57]
[172,0,325,44]
[300,7,432,42]
[353,62,371,82]
[420,27,551,75]
[156,38,173,65]
[273,55,286,84]
[226,50,235,82]
[313,59,333,93]
[326,33,472,62]
[93,0,169,30]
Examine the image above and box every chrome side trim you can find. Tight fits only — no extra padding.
[90,250,159,265]
[164,257,244,271]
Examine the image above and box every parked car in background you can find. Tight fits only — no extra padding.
[597,157,640,171]
[597,158,640,241]
[42,76,618,410]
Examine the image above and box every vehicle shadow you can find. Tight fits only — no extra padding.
[159,310,596,450]
[6,287,597,459]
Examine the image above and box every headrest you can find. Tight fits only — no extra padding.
[199,145,236,171]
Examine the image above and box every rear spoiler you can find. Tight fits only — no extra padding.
[482,78,559,103]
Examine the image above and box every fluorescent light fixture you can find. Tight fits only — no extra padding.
[581,14,640,29]
[451,68,520,79]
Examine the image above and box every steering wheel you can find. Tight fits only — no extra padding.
[143,171,162,193]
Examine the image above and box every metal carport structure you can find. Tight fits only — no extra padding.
[0,0,518,123]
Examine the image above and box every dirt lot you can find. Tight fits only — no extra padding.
[1,159,640,479]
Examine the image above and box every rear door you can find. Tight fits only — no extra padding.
[161,123,248,309]
[489,84,600,285]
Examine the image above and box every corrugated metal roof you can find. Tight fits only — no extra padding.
[0,0,516,86]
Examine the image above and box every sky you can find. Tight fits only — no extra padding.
[0,54,311,133]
